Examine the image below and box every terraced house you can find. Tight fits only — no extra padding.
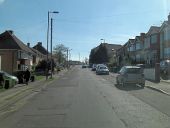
[144,26,160,66]
[160,14,170,60]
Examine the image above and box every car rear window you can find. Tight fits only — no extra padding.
[100,66,107,69]
[126,68,141,74]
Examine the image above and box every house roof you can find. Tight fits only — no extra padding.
[103,43,122,51]
[0,30,34,54]
[160,21,170,32]
[147,26,160,35]
[134,35,145,43]
[31,48,46,57]
[102,43,122,57]
[91,43,122,57]
[33,42,48,55]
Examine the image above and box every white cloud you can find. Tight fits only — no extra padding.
[0,0,5,4]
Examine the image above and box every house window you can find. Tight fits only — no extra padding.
[136,43,141,50]
[144,37,150,48]
[164,47,170,58]
[151,34,157,44]
[164,29,170,41]
[136,54,140,62]
[129,44,135,51]
[160,32,164,44]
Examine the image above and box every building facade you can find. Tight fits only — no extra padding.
[160,14,170,60]
[0,30,34,74]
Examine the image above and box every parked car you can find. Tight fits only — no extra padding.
[160,60,170,79]
[116,66,145,87]
[96,65,109,75]
[136,64,145,73]
[13,70,35,84]
[0,71,18,89]
[91,64,97,71]
[82,65,87,68]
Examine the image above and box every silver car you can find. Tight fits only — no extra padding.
[116,66,145,87]
[96,65,109,75]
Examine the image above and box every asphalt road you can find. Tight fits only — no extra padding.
[0,66,170,128]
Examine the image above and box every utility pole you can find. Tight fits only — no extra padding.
[50,18,53,78]
[67,49,69,69]
[79,53,80,63]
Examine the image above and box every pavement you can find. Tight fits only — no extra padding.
[1,66,170,128]
[0,69,69,111]
[110,72,170,96]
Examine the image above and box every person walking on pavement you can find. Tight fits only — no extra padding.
[24,68,31,85]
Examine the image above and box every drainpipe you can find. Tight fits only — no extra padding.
[12,50,15,74]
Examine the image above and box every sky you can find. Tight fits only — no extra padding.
[0,0,170,61]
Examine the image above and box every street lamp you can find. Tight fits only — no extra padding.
[46,11,59,79]
[47,11,59,60]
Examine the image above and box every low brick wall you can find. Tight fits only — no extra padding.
[144,68,155,81]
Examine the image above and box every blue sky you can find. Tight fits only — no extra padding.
[0,0,170,61]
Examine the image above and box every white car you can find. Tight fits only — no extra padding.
[116,66,145,87]
[0,71,19,89]
[96,65,109,75]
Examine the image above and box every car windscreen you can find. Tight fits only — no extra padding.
[126,68,141,74]
[100,66,107,69]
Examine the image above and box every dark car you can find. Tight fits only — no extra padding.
[82,65,87,68]
[13,70,35,84]
[91,64,97,71]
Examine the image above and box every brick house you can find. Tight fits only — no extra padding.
[33,42,48,56]
[144,26,160,66]
[160,14,170,60]
[0,30,35,74]
[89,43,121,64]
[31,47,46,65]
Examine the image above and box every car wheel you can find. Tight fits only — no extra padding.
[122,82,125,87]
[116,78,119,85]
[4,80,9,89]
[140,83,145,88]
[121,80,125,87]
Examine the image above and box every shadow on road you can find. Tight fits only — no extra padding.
[114,83,144,91]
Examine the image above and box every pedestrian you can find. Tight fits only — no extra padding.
[24,69,31,85]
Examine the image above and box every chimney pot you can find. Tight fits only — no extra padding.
[27,43,30,47]
[38,42,42,46]
[7,30,14,35]
[168,13,170,22]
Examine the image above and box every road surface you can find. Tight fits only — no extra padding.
[0,66,170,128]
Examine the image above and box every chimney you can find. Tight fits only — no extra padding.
[38,42,42,46]
[7,30,14,35]
[168,13,170,22]
[27,43,30,47]
[140,33,145,37]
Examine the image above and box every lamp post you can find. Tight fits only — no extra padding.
[100,39,105,43]
[47,11,59,60]
[69,49,72,68]
[50,18,53,78]
[46,11,59,79]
